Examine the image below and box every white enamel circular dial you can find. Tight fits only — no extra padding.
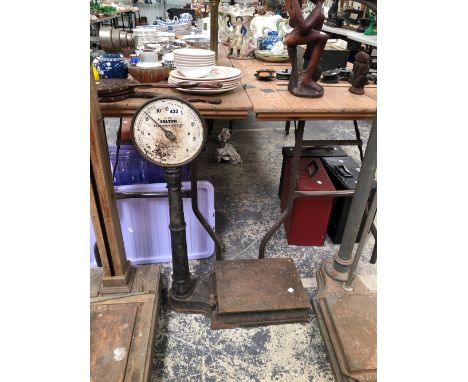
[131,97,206,167]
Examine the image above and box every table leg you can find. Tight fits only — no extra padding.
[353,120,364,161]
[258,120,305,258]
[325,115,377,280]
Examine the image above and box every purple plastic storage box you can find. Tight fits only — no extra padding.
[90,181,215,265]
[108,144,189,186]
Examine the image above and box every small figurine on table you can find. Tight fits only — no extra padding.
[284,0,329,98]
[229,16,248,57]
[224,14,234,44]
[348,50,370,95]
[364,11,377,36]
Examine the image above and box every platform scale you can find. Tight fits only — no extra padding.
[130,96,311,329]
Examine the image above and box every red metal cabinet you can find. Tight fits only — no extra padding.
[281,157,335,246]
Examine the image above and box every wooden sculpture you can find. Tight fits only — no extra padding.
[285,0,329,98]
[348,50,370,95]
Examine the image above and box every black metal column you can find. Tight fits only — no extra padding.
[326,115,377,280]
[165,167,193,297]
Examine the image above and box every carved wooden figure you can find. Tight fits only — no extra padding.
[285,0,329,98]
[348,51,370,95]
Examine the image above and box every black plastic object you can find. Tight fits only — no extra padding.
[279,146,347,198]
[255,69,276,81]
[321,156,376,244]
[276,69,291,80]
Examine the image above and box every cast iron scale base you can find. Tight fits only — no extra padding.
[169,259,311,330]
[131,96,310,329]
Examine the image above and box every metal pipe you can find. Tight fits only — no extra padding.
[210,0,220,60]
[353,120,364,161]
[165,167,193,298]
[301,139,362,147]
[115,190,191,199]
[190,160,224,260]
[294,190,355,198]
[344,191,377,288]
[330,115,377,276]
[259,120,305,258]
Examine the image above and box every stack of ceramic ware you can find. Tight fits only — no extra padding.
[173,48,215,78]
[168,66,242,94]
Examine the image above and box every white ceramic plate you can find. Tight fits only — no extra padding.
[174,59,215,65]
[173,48,215,57]
[170,66,242,81]
[169,78,240,88]
[136,62,163,68]
[175,85,239,95]
[176,65,214,78]
[174,57,215,62]
[169,75,242,86]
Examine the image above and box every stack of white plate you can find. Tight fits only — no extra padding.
[173,48,216,78]
[169,66,243,94]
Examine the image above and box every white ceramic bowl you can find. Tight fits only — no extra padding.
[176,65,214,78]
[174,48,215,57]
[174,60,215,67]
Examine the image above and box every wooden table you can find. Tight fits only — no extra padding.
[99,85,252,120]
[223,45,376,121]
[99,52,252,120]
[322,24,377,47]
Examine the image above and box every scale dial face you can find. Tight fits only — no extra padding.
[131,96,206,167]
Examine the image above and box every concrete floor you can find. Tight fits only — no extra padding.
[105,115,377,381]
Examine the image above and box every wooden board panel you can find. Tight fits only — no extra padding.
[130,264,161,294]
[90,267,103,298]
[90,265,162,382]
[91,74,131,281]
[90,304,138,382]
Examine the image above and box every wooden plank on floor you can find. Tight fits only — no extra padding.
[125,294,160,382]
[90,265,162,382]
[91,303,138,382]
[130,264,161,294]
[90,267,103,298]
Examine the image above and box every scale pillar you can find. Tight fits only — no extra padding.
[165,167,194,298]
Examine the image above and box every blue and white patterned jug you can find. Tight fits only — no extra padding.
[95,53,128,79]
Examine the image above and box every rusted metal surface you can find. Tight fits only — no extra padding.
[216,258,311,314]
[168,272,217,316]
[190,160,224,260]
[169,259,311,330]
[314,259,377,382]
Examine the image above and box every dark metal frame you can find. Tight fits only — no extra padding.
[259,119,377,260]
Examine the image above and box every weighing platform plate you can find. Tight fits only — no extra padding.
[215,258,311,314]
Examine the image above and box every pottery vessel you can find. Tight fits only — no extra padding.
[95,53,128,79]
[260,30,280,50]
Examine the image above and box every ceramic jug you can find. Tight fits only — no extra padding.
[261,30,280,50]
[95,53,128,79]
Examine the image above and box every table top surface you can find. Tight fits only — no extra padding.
[98,45,376,121]
[322,24,377,47]
[90,14,120,24]
[223,45,376,121]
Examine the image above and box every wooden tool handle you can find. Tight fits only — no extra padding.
[129,81,223,89]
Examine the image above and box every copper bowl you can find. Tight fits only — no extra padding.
[127,64,171,83]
